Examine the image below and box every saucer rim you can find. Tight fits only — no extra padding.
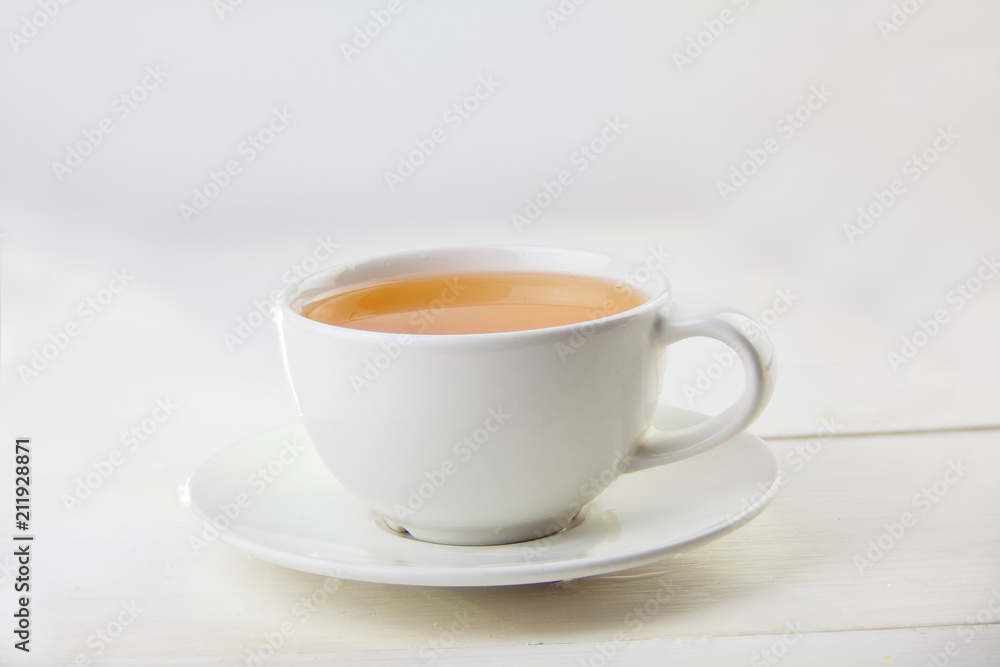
[188,407,779,587]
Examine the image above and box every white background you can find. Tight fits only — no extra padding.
[1,0,999,664]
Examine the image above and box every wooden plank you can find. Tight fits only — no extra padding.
[73,625,1000,666]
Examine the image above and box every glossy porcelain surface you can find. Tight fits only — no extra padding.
[187,407,780,587]
[273,246,774,545]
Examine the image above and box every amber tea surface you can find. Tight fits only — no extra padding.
[302,271,646,334]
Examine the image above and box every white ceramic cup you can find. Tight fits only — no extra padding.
[274,245,775,546]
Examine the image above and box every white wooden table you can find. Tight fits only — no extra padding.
[3,241,998,666]
[2,1,1000,664]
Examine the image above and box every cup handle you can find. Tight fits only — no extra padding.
[625,305,776,473]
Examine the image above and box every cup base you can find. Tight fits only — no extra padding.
[380,512,585,547]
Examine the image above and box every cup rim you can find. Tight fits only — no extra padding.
[275,244,671,341]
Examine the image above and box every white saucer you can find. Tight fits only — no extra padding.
[187,407,778,587]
